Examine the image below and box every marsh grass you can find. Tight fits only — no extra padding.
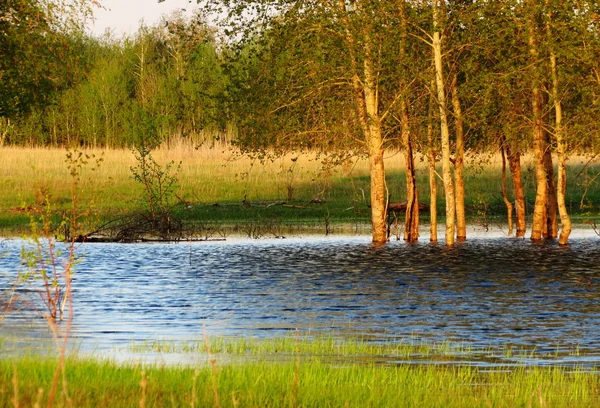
[127,335,594,368]
[1,145,599,235]
[2,335,600,406]
[128,335,478,360]
[1,355,600,407]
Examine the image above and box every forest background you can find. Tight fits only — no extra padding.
[2,0,600,245]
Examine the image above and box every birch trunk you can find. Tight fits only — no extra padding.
[399,0,419,242]
[451,75,466,241]
[433,2,455,246]
[500,142,514,236]
[427,80,438,243]
[401,98,419,242]
[337,0,387,244]
[547,8,571,245]
[505,141,526,237]
[364,56,387,244]
[527,4,547,241]
[543,129,558,239]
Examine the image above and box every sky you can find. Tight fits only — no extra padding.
[87,0,202,37]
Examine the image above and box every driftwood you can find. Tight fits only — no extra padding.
[236,199,321,208]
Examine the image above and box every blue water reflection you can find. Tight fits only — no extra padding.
[1,231,599,364]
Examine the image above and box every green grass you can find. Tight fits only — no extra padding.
[3,335,598,407]
[2,335,600,407]
[124,334,596,368]
[2,354,599,407]
[127,335,484,360]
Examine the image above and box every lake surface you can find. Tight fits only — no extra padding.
[1,228,600,366]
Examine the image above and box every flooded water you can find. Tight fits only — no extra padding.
[1,228,600,366]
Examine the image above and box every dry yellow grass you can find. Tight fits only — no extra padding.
[1,143,597,232]
[0,144,426,211]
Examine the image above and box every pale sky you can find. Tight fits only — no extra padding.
[87,0,202,37]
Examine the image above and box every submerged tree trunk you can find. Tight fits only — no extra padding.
[427,80,438,243]
[500,142,514,236]
[399,0,419,242]
[547,8,571,245]
[401,98,419,242]
[451,75,466,241]
[527,4,547,241]
[337,0,387,244]
[505,140,526,237]
[531,94,547,241]
[433,3,455,246]
[543,129,558,239]
[554,104,572,244]
[367,125,387,244]
[363,37,387,244]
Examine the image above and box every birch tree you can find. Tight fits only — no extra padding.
[432,0,456,246]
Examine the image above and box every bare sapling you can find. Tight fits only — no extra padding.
[16,149,102,408]
[20,150,101,321]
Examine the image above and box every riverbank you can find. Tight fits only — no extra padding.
[1,145,599,237]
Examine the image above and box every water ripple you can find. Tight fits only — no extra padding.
[1,233,599,363]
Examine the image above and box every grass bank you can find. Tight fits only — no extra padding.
[1,145,599,236]
[2,335,599,406]
[2,354,599,407]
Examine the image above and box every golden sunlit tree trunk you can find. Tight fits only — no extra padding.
[546,5,571,245]
[399,0,419,242]
[505,140,526,237]
[427,79,438,243]
[337,0,387,244]
[433,1,455,246]
[543,128,558,239]
[451,75,466,241]
[364,57,387,244]
[527,1,548,241]
[500,141,514,236]
[400,98,419,242]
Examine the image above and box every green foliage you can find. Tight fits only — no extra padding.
[131,144,182,219]
[3,10,227,148]
[112,142,188,241]
[0,1,68,117]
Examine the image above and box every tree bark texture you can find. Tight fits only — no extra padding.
[399,0,419,242]
[401,98,419,242]
[500,142,514,236]
[547,9,571,245]
[527,4,547,241]
[505,141,526,237]
[427,80,438,243]
[433,7,455,246]
[337,0,387,244]
[451,75,466,241]
[543,128,558,239]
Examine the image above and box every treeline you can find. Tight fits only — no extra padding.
[3,0,600,245]
[1,10,227,147]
